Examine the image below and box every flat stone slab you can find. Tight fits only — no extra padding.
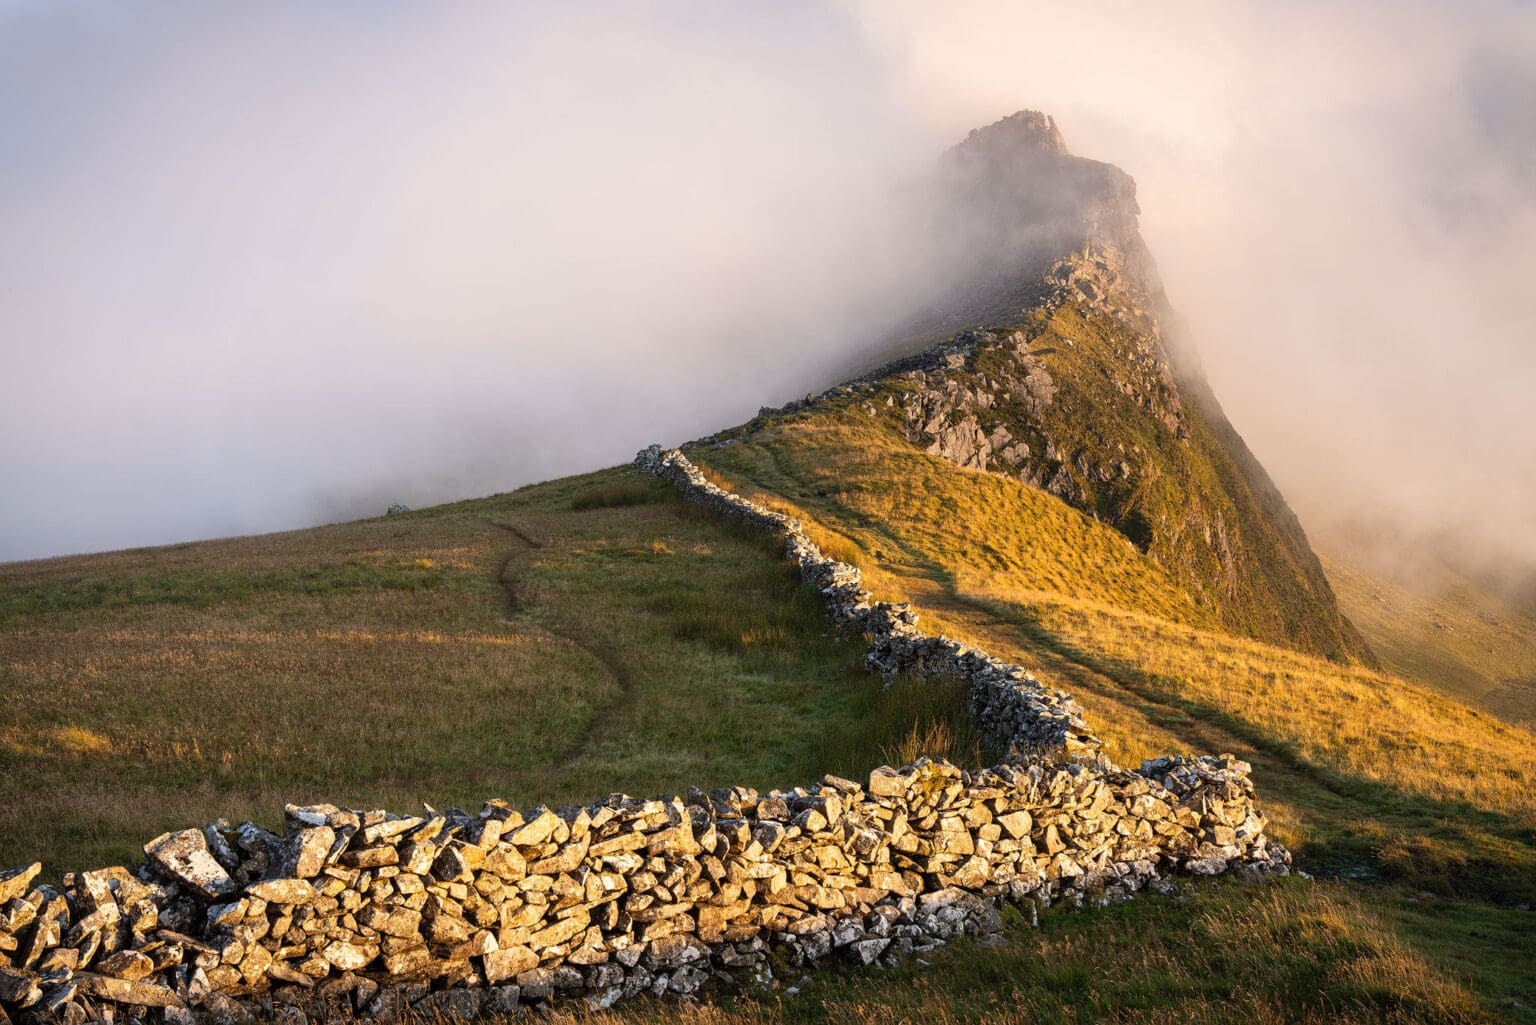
[142,830,235,899]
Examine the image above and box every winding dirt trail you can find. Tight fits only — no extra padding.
[488,519,638,767]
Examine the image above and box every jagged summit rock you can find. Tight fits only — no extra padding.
[853,108,1163,357]
[953,109,1070,159]
[936,108,1159,325]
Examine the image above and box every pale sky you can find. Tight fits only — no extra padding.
[2,1,1533,568]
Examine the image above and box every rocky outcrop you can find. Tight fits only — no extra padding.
[748,239,1370,660]
[896,330,1063,479]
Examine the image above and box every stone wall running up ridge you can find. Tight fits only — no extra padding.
[0,450,1289,1025]
[632,445,1104,758]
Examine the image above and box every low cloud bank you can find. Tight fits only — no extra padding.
[2,2,1531,581]
[849,0,1536,580]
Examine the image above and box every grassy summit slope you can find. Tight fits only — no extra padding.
[686,405,1536,1020]
[871,294,1371,664]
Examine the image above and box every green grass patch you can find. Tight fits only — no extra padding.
[0,466,982,876]
[570,479,672,512]
[0,559,454,621]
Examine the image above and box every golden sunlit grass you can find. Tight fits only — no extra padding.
[701,415,1211,630]
[701,411,1536,878]
[698,407,1536,1017]
[940,588,1536,907]
[999,594,1536,819]
[4,400,1535,1019]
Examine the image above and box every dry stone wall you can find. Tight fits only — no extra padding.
[632,445,1103,758]
[0,450,1290,1025]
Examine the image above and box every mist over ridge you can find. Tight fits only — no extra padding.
[1,1,1532,583]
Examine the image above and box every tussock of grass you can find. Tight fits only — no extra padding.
[570,480,672,512]
[812,676,996,779]
[871,678,991,769]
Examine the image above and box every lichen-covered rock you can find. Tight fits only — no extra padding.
[0,863,40,904]
[74,973,184,1007]
[144,830,236,900]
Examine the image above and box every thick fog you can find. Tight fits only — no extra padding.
[850,0,1536,582]
[2,2,1533,574]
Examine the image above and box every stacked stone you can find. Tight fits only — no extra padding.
[0,754,1285,1023]
[632,445,797,537]
[634,445,1101,759]
[751,340,975,423]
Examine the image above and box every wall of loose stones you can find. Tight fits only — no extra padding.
[0,450,1290,1025]
[631,445,1103,757]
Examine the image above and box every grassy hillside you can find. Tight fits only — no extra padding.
[691,406,1535,1020]
[5,102,1526,1020]
[883,300,1371,664]
[697,411,1536,889]
[1319,545,1536,730]
[0,470,978,874]
[3,422,1533,1019]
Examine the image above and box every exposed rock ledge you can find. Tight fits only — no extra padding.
[0,450,1288,1025]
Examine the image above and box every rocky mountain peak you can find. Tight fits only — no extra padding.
[951,109,1072,161]
[753,111,1372,665]
[909,109,1159,334]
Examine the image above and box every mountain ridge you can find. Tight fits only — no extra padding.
[724,110,1371,663]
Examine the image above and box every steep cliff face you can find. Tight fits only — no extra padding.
[761,112,1373,664]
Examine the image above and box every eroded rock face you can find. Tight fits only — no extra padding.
[895,329,1066,479]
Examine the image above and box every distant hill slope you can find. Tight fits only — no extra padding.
[1319,534,1536,729]
[0,470,926,873]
